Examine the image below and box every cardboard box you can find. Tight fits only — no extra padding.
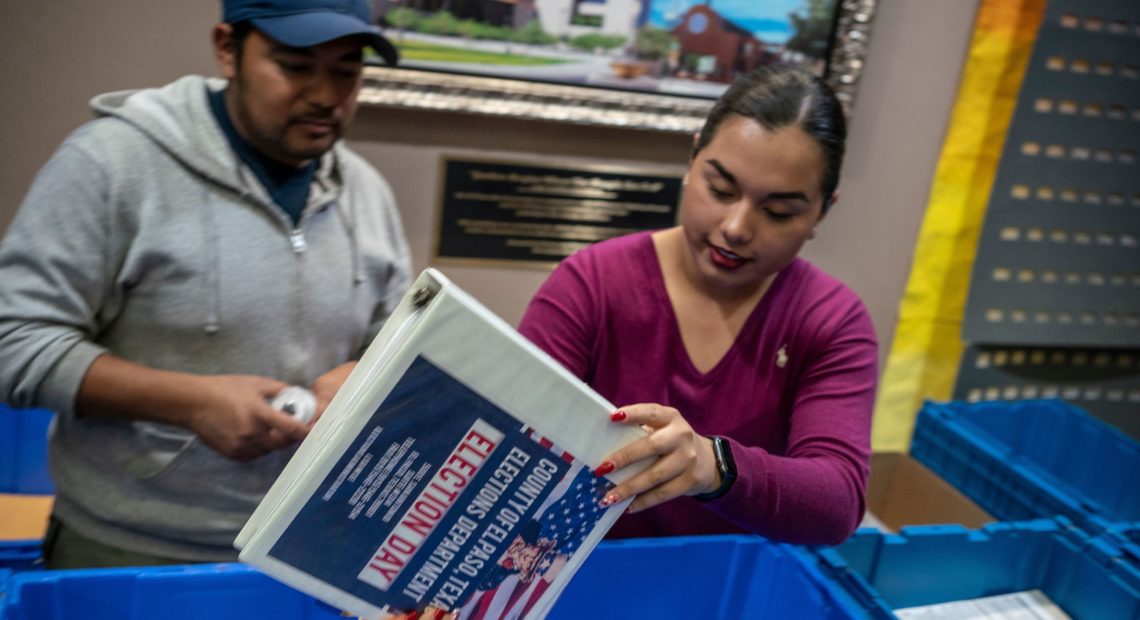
[862,453,993,532]
[0,493,53,540]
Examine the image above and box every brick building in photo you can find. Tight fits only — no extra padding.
[671,3,773,83]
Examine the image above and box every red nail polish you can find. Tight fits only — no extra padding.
[593,461,615,476]
[406,612,419,620]
[434,609,447,620]
[610,410,627,422]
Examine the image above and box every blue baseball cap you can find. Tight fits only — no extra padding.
[223,0,398,65]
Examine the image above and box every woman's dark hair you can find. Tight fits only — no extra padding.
[694,64,847,212]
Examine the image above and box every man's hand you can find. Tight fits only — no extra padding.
[184,374,309,461]
[76,355,311,462]
[309,361,357,424]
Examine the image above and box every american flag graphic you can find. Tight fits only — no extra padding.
[458,430,614,619]
[537,466,610,557]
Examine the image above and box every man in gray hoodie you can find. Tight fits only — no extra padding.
[0,0,412,567]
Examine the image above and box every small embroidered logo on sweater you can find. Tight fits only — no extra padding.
[776,345,789,368]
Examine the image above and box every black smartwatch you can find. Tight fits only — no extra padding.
[694,436,737,502]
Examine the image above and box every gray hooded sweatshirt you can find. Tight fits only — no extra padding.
[0,75,412,560]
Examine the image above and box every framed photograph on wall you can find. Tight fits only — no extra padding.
[360,0,878,132]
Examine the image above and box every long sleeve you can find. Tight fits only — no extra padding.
[518,254,599,383]
[0,139,116,415]
[704,300,877,544]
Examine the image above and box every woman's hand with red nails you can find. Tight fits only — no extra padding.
[596,403,722,512]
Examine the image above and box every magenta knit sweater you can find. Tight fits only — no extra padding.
[518,231,878,545]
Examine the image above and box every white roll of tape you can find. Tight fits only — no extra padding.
[270,386,317,425]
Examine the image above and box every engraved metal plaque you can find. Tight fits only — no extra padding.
[433,157,682,268]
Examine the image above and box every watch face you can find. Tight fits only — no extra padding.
[715,436,737,480]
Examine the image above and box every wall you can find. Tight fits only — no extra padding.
[0,1,980,361]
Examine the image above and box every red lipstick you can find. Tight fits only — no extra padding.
[708,244,747,269]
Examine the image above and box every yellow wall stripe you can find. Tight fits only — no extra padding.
[872,0,1047,451]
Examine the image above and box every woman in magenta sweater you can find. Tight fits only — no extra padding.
[518,65,877,546]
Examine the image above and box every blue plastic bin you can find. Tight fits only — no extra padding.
[1110,522,1140,564]
[0,541,41,572]
[0,568,10,619]
[807,519,1140,619]
[551,535,878,619]
[0,537,875,619]
[910,399,1140,536]
[0,405,54,494]
[1090,521,1140,573]
[0,563,347,620]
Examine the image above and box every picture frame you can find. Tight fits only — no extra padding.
[359,0,878,133]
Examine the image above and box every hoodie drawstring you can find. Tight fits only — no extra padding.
[202,188,222,335]
[335,182,365,285]
[199,142,261,335]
